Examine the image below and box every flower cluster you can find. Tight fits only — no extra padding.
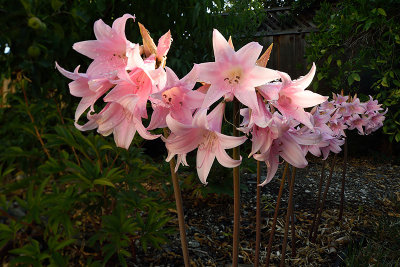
[57,14,385,186]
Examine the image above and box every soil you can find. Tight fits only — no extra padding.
[134,156,400,266]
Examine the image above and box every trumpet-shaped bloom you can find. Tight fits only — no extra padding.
[196,29,280,111]
[73,14,136,79]
[55,63,112,123]
[258,64,328,129]
[147,66,204,130]
[164,103,247,184]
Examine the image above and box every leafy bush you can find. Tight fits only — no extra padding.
[305,0,400,142]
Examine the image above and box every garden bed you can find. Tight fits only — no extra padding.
[135,157,400,266]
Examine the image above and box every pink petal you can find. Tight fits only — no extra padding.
[292,63,316,90]
[133,117,160,140]
[104,82,134,102]
[73,40,102,59]
[183,90,205,110]
[147,106,169,130]
[246,66,280,87]
[111,14,135,40]
[118,94,139,112]
[196,62,220,84]
[166,114,194,135]
[74,96,94,122]
[279,134,308,168]
[196,148,216,184]
[180,64,199,89]
[206,102,225,132]
[262,154,280,186]
[113,118,136,149]
[290,90,328,108]
[201,84,228,110]
[55,63,81,80]
[192,108,209,129]
[257,83,280,101]
[157,30,172,60]
[97,103,125,135]
[236,42,263,68]
[216,132,247,149]
[215,145,242,168]
[308,145,322,157]
[212,29,235,62]
[165,130,202,157]
[69,79,92,97]
[235,86,259,112]
[164,67,180,89]
[93,19,113,40]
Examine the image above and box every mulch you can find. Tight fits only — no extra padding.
[135,157,400,266]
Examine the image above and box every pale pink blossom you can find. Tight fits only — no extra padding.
[196,29,280,112]
[147,66,204,130]
[258,64,328,129]
[73,14,137,79]
[164,103,247,184]
[55,63,112,123]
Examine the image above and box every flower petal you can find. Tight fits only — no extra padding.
[246,66,280,87]
[212,29,235,62]
[215,145,242,168]
[196,148,216,184]
[216,132,247,149]
[93,19,113,40]
[113,118,136,149]
[236,42,263,68]
[290,90,328,108]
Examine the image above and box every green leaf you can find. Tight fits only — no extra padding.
[395,132,400,142]
[327,55,332,65]
[337,60,342,67]
[381,77,389,87]
[51,0,63,10]
[377,8,387,16]
[348,75,354,86]
[54,239,76,251]
[93,178,115,188]
[353,73,360,81]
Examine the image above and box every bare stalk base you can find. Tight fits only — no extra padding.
[265,162,289,266]
[163,128,190,267]
[280,167,296,267]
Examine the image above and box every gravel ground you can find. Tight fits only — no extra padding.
[135,157,400,266]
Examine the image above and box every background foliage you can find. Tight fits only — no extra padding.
[305,0,400,143]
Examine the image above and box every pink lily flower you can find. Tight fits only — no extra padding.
[320,135,345,160]
[347,114,367,135]
[76,101,160,149]
[332,93,349,105]
[258,63,328,129]
[73,14,136,79]
[103,46,166,120]
[365,109,387,134]
[365,95,383,114]
[164,103,247,184]
[342,97,365,116]
[253,114,321,185]
[196,29,280,112]
[147,66,205,130]
[55,63,112,124]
